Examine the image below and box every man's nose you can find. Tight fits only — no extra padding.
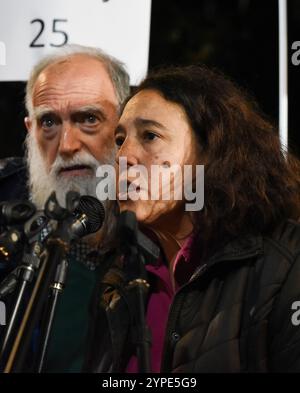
[58,123,82,158]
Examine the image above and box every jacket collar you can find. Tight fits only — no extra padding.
[188,233,264,284]
[207,233,264,267]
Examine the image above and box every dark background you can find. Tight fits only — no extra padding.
[0,0,300,158]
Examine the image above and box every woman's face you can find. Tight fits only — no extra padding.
[115,89,199,228]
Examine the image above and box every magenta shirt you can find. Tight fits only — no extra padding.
[125,234,198,373]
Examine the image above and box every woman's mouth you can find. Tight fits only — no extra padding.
[118,180,146,200]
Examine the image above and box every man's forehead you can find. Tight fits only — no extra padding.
[32,55,118,110]
[32,89,115,117]
[39,54,109,79]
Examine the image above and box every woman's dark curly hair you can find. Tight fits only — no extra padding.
[130,65,300,257]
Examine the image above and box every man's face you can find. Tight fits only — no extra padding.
[25,54,120,208]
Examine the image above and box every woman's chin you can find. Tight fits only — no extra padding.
[117,201,151,225]
[118,200,139,216]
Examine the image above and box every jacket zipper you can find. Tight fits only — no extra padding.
[160,263,208,372]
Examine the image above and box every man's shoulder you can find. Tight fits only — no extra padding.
[0,157,26,178]
[0,157,28,201]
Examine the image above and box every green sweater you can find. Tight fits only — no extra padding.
[44,257,99,373]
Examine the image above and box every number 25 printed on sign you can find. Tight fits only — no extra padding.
[30,19,68,48]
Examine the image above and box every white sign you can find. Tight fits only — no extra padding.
[0,0,152,85]
[0,301,6,326]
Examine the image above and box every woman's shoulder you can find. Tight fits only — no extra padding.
[264,219,300,262]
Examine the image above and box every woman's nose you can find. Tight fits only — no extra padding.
[115,137,140,167]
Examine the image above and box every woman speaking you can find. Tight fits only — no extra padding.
[85,65,300,373]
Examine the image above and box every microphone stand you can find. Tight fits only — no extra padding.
[119,211,160,373]
[0,241,43,369]
[2,191,78,373]
[0,211,49,370]
[35,258,68,373]
[2,238,69,373]
[127,250,152,373]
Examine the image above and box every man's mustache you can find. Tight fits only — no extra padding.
[50,153,100,177]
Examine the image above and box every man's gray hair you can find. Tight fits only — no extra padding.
[25,44,130,116]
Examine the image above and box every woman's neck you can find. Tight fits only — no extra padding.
[149,212,194,267]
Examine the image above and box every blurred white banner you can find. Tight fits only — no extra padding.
[0,0,151,85]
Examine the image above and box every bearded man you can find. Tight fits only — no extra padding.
[0,45,130,372]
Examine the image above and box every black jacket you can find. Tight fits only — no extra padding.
[84,219,300,373]
[0,157,28,202]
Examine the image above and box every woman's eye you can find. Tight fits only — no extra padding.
[143,131,158,141]
[115,135,125,147]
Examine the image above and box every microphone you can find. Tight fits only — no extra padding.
[0,211,49,265]
[44,192,105,241]
[0,200,37,263]
[0,194,105,265]
[0,201,36,228]
[0,212,50,298]
[71,195,105,239]
[0,194,106,371]
[0,229,24,263]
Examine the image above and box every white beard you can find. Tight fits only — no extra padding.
[25,131,114,210]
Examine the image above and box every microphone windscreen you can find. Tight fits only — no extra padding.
[76,196,105,234]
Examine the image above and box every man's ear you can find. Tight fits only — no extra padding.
[24,116,32,132]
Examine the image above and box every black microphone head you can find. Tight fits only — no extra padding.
[0,200,36,226]
[75,196,105,235]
